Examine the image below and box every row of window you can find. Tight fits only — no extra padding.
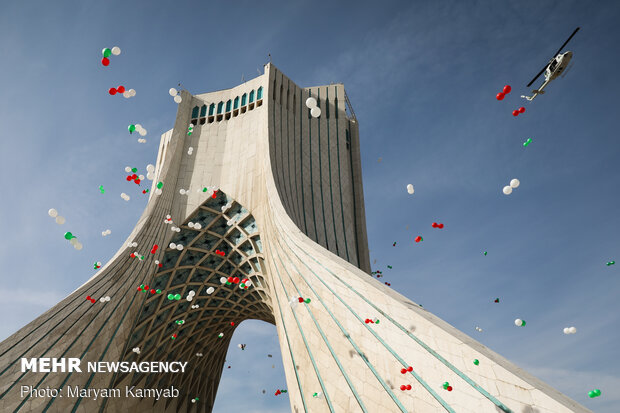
[191,87,264,124]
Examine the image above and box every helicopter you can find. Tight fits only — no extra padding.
[521,27,580,102]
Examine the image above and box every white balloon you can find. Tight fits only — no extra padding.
[155,188,162,195]
[305,97,317,108]
[70,237,78,245]
[146,172,154,180]
[55,216,66,225]
[48,208,58,218]
[180,189,186,195]
[310,107,321,118]
[174,95,182,103]
[206,287,214,294]
[138,175,144,180]
[194,223,202,230]
[75,242,83,250]
[125,166,132,173]
[188,290,195,296]
[186,296,193,301]
[568,326,577,334]
[111,46,121,56]
[502,186,512,195]
[220,277,227,284]
[406,184,414,194]
[514,319,522,326]
[138,129,147,136]
[129,89,136,96]
[169,242,177,249]
[176,244,183,250]
[169,88,178,97]
[146,164,155,172]
[510,178,520,188]
[123,91,131,98]
[188,222,195,228]
[563,328,570,334]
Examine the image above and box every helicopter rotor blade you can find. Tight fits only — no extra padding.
[553,27,580,57]
[526,65,548,88]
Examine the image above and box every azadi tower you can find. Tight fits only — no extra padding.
[0,64,590,413]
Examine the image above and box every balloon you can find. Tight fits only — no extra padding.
[125,166,132,172]
[109,88,117,95]
[102,48,111,57]
[406,184,414,194]
[220,277,227,284]
[406,385,411,390]
[310,107,321,118]
[518,106,525,113]
[414,236,423,242]
[503,186,512,195]
[515,318,522,326]
[523,138,532,147]
[128,124,136,134]
[180,189,186,195]
[169,88,178,96]
[117,86,125,93]
[512,110,519,116]
[206,287,214,294]
[155,188,162,195]
[496,92,505,101]
[176,244,183,250]
[510,178,520,188]
[123,91,131,98]
[174,95,182,103]
[568,327,577,334]
[48,208,58,218]
[64,232,74,240]
[174,294,181,300]
[169,242,176,249]
[157,182,163,189]
[138,128,146,136]
[400,385,406,391]
[473,359,479,365]
[55,215,65,225]
[101,57,110,66]
[146,164,154,172]
[129,89,136,96]
[503,85,511,94]
[305,97,317,108]
[111,46,121,56]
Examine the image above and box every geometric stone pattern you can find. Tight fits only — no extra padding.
[0,63,590,413]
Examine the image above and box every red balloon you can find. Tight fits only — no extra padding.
[130,253,135,258]
[519,106,525,113]
[134,179,141,185]
[400,368,406,374]
[415,236,422,242]
[496,92,505,101]
[144,285,149,290]
[227,276,233,283]
[438,223,444,229]
[407,366,413,372]
[233,277,240,284]
[91,299,96,303]
[512,110,519,116]
[150,289,156,294]
[400,385,406,391]
[447,386,453,392]
[406,385,412,390]
[117,86,125,93]
[137,287,141,291]
[101,57,110,66]
[131,174,137,179]
[86,296,91,300]
[298,297,304,303]
[126,175,132,181]
[109,87,117,95]
[158,263,163,267]
[432,222,438,228]
[503,85,511,94]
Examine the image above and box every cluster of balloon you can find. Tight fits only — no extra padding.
[128,124,147,136]
[563,326,577,335]
[132,347,140,354]
[141,188,149,194]
[169,242,184,251]
[145,164,155,181]
[494,298,500,303]
[170,333,177,340]
[85,295,96,304]
[101,46,121,66]
[305,97,321,118]
[179,188,189,195]
[238,343,246,350]
[101,229,111,236]
[211,189,218,199]
[191,304,199,309]
[137,284,162,294]
[218,332,224,338]
[170,225,181,233]
[215,249,225,257]
[168,88,182,104]
[387,265,393,269]
[502,178,520,195]
[98,185,105,194]
[175,319,185,325]
[187,124,194,136]
[93,261,102,269]
[154,181,163,196]
[239,278,252,290]
[406,183,414,194]
[186,290,195,301]
[109,85,134,97]
[150,244,158,254]
[399,384,412,391]
[221,201,233,213]
[191,397,199,404]
[606,260,615,266]
[274,389,288,396]
[296,297,311,304]
[442,382,453,392]
[137,138,146,143]
[64,231,83,250]
[523,138,533,147]
[384,282,391,286]
[129,251,145,260]
[512,106,526,117]
[588,389,601,398]
[167,293,182,301]
[48,208,66,225]
[154,259,163,268]
[473,359,480,365]
[127,241,138,248]
[496,85,511,100]
[187,147,194,156]
[475,326,483,332]
[312,392,323,399]
[483,251,488,256]
[400,366,413,374]
[195,352,203,357]
[431,222,444,229]
[120,193,130,201]
[414,235,423,243]
[187,222,202,230]
[514,318,526,327]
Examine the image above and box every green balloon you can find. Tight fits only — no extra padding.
[64,232,73,240]
[157,182,163,189]
[174,293,181,300]
[102,48,111,58]
[167,294,174,300]
[305,298,311,303]
[473,359,479,365]
[521,320,526,326]
[156,289,161,294]
[588,391,594,398]
[128,124,136,134]
[594,389,601,397]
[132,167,137,173]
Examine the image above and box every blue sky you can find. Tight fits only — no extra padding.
[1,0,619,411]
